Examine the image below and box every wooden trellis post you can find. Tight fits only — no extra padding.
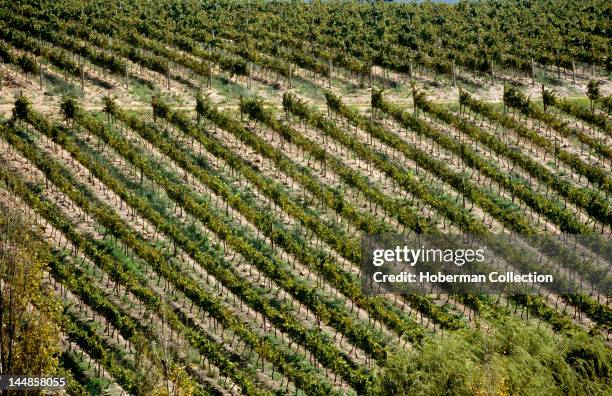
[208,63,213,88]
[531,57,535,85]
[166,62,170,88]
[247,61,252,89]
[451,59,456,87]
[80,64,85,93]
[328,59,332,88]
[208,43,213,88]
[409,60,414,84]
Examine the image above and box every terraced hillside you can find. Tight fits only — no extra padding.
[0,1,610,395]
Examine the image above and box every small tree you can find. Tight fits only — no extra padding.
[195,91,213,125]
[541,84,557,113]
[409,82,425,116]
[12,96,32,124]
[151,95,169,123]
[102,95,118,124]
[503,85,530,114]
[371,88,384,113]
[587,80,601,112]
[17,55,38,82]
[0,205,61,382]
[600,95,612,114]
[60,96,79,125]
[459,88,471,114]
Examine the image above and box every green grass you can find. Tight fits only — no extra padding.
[212,75,251,103]
[43,74,82,97]
[563,96,591,109]
[127,78,159,104]
[293,77,326,101]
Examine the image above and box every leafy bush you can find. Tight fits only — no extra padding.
[376,320,611,395]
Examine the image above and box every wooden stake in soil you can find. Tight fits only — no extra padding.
[39,63,43,90]
[409,60,414,84]
[531,58,536,84]
[451,59,456,87]
[80,65,84,93]
[328,59,332,88]
[490,58,495,85]
[247,61,252,89]
[288,63,292,89]
[125,61,129,89]
[571,58,576,83]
